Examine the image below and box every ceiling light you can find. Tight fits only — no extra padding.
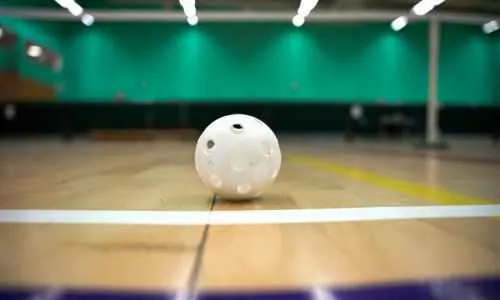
[412,1,434,16]
[411,0,445,16]
[431,0,446,5]
[483,20,499,34]
[391,16,408,31]
[292,15,305,27]
[297,0,319,17]
[82,14,94,26]
[67,2,83,16]
[183,6,196,18]
[54,0,83,16]
[187,15,198,26]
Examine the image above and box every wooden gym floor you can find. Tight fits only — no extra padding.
[0,136,499,299]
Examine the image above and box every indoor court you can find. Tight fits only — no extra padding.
[1,137,499,298]
[1,0,500,299]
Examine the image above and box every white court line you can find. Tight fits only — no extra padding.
[0,205,499,226]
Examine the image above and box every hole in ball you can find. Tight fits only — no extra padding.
[237,184,251,194]
[233,124,243,130]
[207,139,215,150]
[210,174,223,188]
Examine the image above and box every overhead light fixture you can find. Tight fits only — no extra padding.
[81,13,94,26]
[54,0,83,16]
[292,15,305,27]
[0,28,3,38]
[297,0,319,17]
[483,20,499,34]
[27,45,42,58]
[293,0,319,26]
[432,0,446,5]
[412,0,445,16]
[183,6,196,18]
[391,16,408,31]
[412,1,434,16]
[187,15,198,26]
[67,2,83,16]
[179,0,197,25]
[179,0,195,7]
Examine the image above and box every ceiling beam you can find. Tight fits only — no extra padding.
[0,7,496,24]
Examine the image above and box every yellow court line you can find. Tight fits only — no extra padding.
[287,154,495,206]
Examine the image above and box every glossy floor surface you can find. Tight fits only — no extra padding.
[0,136,499,299]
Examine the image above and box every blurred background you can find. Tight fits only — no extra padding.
[0,0,498,141]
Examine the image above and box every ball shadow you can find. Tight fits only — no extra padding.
[216,195,264,204]
[214,193,296,210]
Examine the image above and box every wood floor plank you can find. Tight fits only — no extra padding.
[0,224,204,290]
[198,218,500,290]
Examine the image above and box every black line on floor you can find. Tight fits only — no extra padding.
[184,194,217,300]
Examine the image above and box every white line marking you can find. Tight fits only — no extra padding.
[0,205,499,226]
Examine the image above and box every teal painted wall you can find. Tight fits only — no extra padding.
[439,24,494,106]
[1,16,497,106]
[492,32,500,107]
[0,16,62,85]
[60,22,429,103]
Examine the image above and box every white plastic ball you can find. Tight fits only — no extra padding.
[195,114,281,200]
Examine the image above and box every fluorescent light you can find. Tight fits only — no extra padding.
[293,0,319,27]
[179,0,195,7]
[412,0,445,16]
[67,2,83,16]
[432,0,446,5]
[81,14,94,26]
[483,20,499,34]
[187,15,198,26]
[297,0,319,17]
[183,6,196,18]
[27,45,42,58]
[54,0,69,7]
[179,0,197,25]
[292,15,305,27]
[54,0,83,16]
[412,1,433,16]
[0,28,3,38]
[391,16,408,31]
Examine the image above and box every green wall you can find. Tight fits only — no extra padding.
[0,16,62,85]
[439,24,494,106]
[492,32,500,107]
[1,15,498,106]
[60,22,429,103]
